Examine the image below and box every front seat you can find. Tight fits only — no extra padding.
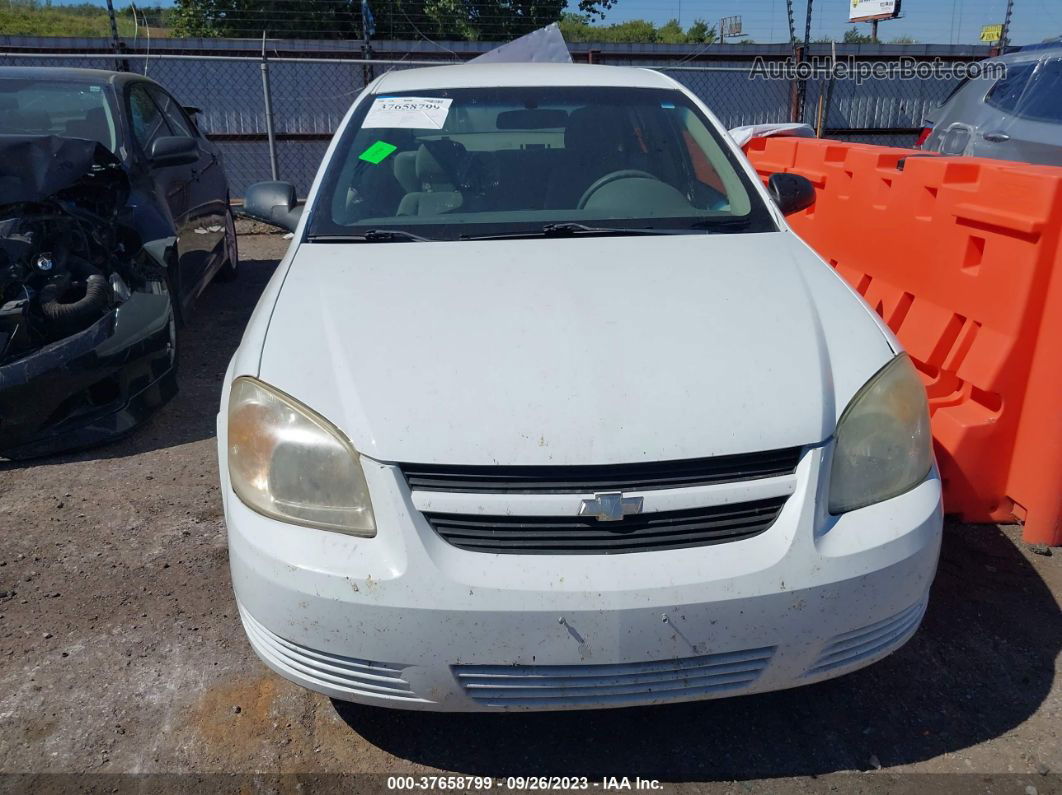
[63,107,113,149]
[4,109,51,134]
[392,150,419,194]
[396,145,464,216]
[544,106,638,209]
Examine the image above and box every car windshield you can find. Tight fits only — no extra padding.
[0,78,118,153]
[307,86,776,241]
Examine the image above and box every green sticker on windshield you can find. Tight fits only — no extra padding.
[359,140,397,164]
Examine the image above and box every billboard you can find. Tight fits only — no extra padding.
[720,16,743,37]
[849,0,901,23]
[980,24,1003,42]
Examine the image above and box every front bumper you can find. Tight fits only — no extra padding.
[0,292,176,459]
[221,443,943,712]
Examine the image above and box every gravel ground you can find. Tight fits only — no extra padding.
[0,233,1059,790]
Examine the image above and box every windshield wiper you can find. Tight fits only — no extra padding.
[460,223,677,241]
[306,229,433,243]
[687,216,754,232]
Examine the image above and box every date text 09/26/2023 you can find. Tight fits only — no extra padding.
[386,776,664,790]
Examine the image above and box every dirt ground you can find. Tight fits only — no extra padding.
[0,233,1059,791]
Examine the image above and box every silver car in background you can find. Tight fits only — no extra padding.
[919,43,1062,166]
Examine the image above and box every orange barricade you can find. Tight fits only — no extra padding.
[745,136,1062,546]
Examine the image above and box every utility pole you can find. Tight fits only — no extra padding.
[361,0,376,86]
[794,0,813,122]
[104,0,129,72]
[260,32,279,182]
[1000,0,1014,53]
[871,19,879,42]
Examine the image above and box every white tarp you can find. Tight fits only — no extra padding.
[727,123,816,148]
[470,23,572,64]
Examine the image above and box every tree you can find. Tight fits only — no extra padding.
[685,18,717,44]
[842,27,874,44]
[172,0,618,40]
[656,18,685,44]
[558,13,719,44]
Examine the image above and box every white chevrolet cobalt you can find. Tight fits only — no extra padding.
[220,63,942,711]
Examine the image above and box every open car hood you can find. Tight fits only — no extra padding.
[0,135,129,212]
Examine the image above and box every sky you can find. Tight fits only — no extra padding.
[600,0,1060,46]
[46,0,1062,46]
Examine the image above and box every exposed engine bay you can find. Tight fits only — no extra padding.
[0,135,177,458]
[0,136,161,365]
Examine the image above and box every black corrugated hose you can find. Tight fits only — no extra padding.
[39,256,110,334]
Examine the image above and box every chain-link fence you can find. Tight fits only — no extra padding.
[1,44,981,195]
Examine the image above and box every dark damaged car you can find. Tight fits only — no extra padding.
[0,68,237,458]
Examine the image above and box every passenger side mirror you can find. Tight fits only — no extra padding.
[242,181,303,232]
[767,173,816,216]
[149,136,199,168]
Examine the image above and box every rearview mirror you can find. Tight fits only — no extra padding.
[149,136,198,168]
[242,181,303,232]
[496,108,568,129]
[767,173,816,216]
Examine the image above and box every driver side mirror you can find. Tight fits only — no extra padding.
[242,181,303,232]
[767,173,816,216]
[149,136,198,168]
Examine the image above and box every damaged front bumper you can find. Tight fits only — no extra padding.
[0,290,176,458]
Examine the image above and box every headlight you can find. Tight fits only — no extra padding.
[828,354,933,514]
[227,377,375,535]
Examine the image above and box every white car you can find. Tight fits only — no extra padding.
[220,63,943,712]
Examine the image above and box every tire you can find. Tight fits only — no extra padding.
[214,206,239,283]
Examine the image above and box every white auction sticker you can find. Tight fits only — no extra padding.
[362,96,453,130]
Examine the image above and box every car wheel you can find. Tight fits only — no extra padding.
[214,206,239,283]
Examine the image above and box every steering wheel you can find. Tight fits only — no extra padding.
[577,169,659,210]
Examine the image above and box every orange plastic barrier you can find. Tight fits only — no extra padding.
[745,137,1062,546]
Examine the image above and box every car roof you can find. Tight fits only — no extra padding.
[373,62,675,93]
[0,66,155,86]
[986,43,1062,65]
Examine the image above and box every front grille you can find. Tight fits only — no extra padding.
[425,496,787,554]
[401,447,801,494]
[454,646,775,708]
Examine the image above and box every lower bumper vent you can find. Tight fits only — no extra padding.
[240,608,427,703]
[805,600,926,677]
[454,647,775,708]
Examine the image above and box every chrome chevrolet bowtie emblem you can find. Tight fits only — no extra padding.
[579,492,644,522]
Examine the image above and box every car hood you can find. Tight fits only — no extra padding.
[259,232,894,465]
[0,135,129,212]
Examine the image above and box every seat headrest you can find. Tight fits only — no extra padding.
[564,106,628,153]
[392,150,419,193]
[62,107,111,147]
[416,144,453,188]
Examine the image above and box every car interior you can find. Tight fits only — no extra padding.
[330,98,745,228]
[0,81,118,152]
